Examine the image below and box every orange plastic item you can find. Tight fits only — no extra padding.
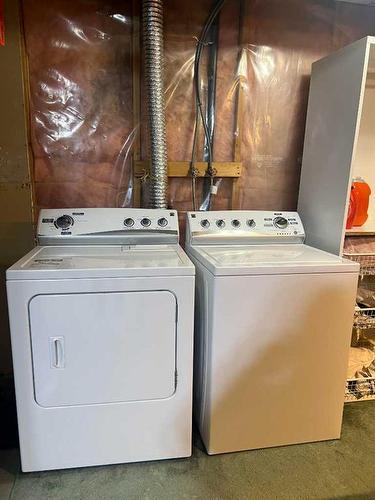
[352,177,371,227]
[346,186,356,229]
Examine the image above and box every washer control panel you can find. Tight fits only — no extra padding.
[37,208,179,245]
[187,211,305,245]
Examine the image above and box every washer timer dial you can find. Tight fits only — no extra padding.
[273,216,288,229]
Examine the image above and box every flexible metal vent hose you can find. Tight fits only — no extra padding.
[142,0,168,208]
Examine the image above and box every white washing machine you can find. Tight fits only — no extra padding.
[185,210,359,455]
[7,208,194,471]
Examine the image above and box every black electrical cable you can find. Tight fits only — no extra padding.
[190,0,226,210]
[194,0,224,168]
[202,17,219,211]
[191,2,222,209]
[191,100,199,211]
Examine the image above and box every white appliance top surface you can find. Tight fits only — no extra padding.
[7,245,194,280]
[188,244,359,275]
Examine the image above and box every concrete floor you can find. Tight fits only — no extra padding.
[0,402,374,500]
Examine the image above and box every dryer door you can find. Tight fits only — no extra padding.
[29,291,176,407]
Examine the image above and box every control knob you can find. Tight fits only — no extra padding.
[124,218,134,227]
[247,219,256,228]
[200,219,210,228]
[274,216,288,229]
[216,219,225,228]
[141,218,151,227]
[231,219,241,228]
[54,215,74,229]
[158,217,168,227]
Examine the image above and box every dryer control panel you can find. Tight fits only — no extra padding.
[37,208,179,245]
[186,211,305,246]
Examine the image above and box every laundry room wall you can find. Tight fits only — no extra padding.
[20,0,375,220]
[0,0,34,377]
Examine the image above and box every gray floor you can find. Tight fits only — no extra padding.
[1,402,374,500]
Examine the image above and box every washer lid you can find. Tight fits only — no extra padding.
[188,244,359,275]
[7,245,194,280]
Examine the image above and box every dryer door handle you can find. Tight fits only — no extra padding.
[49,337,65,368]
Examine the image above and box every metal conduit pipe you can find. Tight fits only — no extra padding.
[142,0,168,208]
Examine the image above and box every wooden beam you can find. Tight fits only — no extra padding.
[134,161,242,178]
[132,0,141,207]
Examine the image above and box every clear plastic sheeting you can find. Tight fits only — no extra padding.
[22,0,375,214]
[23,1,134,208]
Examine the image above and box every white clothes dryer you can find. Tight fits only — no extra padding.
[7,208,194,471]
[185,210,358,455]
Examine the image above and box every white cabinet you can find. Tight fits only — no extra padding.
[298,36,375,255]
[299,37,375,402]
